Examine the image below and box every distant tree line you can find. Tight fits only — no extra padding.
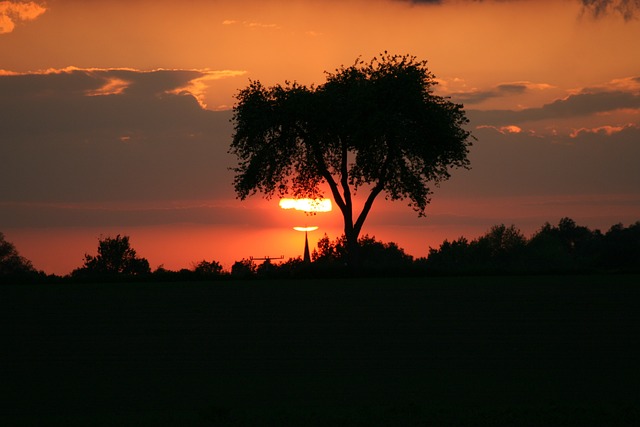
[423,218,640,275]
[1,217,638,283]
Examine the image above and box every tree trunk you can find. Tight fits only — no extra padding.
[344,224,361,274]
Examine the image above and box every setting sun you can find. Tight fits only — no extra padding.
[279,198,333,213]
[1,0,638,275]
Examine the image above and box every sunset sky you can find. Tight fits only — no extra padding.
[1,0,639,275]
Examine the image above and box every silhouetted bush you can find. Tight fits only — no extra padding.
[12,217,639,283]
[599,221,640,272]
[231,258,256,279]
[1,232,36,275]
[0,232,46,283]
[312,234,413,276]
[256,258,277,278]
[193,259,224,277]
[525,218,602,273]
[274,257,306,276]
[426,225,527,274]
[71,235,151,280]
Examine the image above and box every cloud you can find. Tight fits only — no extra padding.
[165,69,247,109]
[569,123,639,138]
[444,123,640,199]
[402,0,444,4]
[2,68,638,231]
[470,86,640,125]
[0,1,46,34]
[0,68,239,205]
[0,200,263,228]
[221,19,281,30]
[451,81,554,104]
[578,76,640,94]
[85,77,130,97]
[0,66,246,111]
[476,125,523,134]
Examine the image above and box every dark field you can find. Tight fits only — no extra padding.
[2,275,639,426]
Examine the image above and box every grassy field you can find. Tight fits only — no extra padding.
[1,275,639,426]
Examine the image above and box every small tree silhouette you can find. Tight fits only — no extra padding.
[193,259,224,276]
[231,258,256,279]
[73,235,150,277]
[313,234,413,275]
[0,232,36,276]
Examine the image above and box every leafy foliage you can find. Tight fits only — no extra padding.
[425,218,640,274]
[231,52,473,267]
[72,235,150,278]
[231,258,256,279]
[313,233,414,276]
[193,259,224,276]
[0,232,36,277]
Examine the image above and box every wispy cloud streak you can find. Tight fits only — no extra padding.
[451,81,554,104]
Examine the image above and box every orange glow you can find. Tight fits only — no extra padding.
[2,0,639,277]
[279,198,332,213]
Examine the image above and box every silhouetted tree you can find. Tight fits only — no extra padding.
[313,234,413,275]
[230,52,472,270]
[256,258,276,278]
[600,221,640,272]
[526,218,601,272]
[193,259,224,276]
[73,235,150,278]
[425,237,471,273]
[473,224,527,270]
[0,232,36,276]
[231,258,256,279]
[424,218,640,275]
[313,234,348,264]
[526,222,574,272]
[426,225,527,273]
[272,256,309,278]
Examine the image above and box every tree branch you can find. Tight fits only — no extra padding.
[340,138,354,231]
[353,150,393,237]
[309,140,347,217]
[353,182,384,238]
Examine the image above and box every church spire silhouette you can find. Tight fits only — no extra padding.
[303,230,311,263]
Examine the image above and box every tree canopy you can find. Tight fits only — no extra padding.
[72,234,150,278]
[231,52,472,267]
[0,232,36,276]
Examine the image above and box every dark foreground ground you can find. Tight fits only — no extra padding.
[1,275,639,426]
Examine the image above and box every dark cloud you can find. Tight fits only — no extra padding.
[442,124,640,198]
[0,69,235,204]
[0,69,211,133]
[0,201,266,228]
[469,89,640,125]
[451,82,533,104]
[2,68,639,231]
